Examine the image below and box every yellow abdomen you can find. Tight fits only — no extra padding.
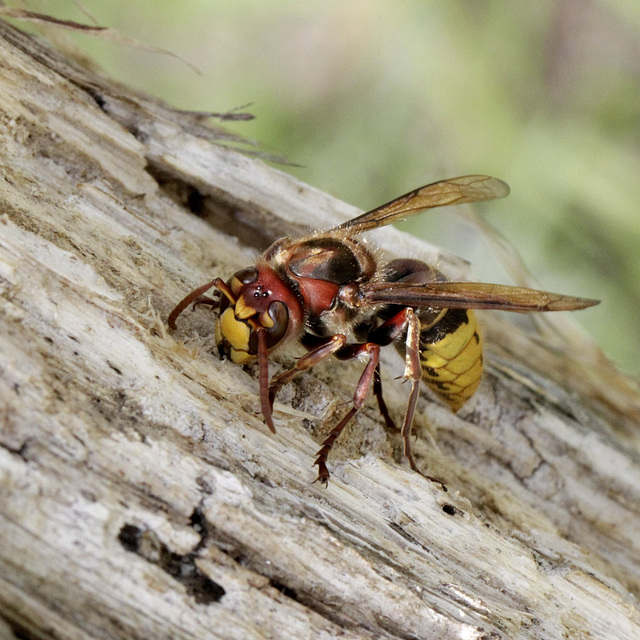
[419,309,483,412]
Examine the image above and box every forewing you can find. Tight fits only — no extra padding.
[334,175,510,235]
[360,281,599,312]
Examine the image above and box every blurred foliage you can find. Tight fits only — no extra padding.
[13,0,640,376]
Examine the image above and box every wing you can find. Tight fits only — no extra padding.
[358,281,599,312]
[333,175,510,235]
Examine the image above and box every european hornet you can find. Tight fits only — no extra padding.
[169,175,599,484]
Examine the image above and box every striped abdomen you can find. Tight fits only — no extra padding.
[419,308,483,412]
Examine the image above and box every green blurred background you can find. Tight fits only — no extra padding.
[21,1,640,376]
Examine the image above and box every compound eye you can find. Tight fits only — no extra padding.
[248,300,290,353]
[265,300,289,345]
[228,267,259,299]
[234,267,259,285]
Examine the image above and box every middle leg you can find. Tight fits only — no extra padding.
[315,307,418,483]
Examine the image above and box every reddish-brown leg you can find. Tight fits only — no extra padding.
[192,296,219,309]
[373,363,398,432]
[312,307,421,483]
[267,335,348,412]
[257,328,276,433]
[365,307,422,433]
[314,342,380,485]
[168,277,230,329]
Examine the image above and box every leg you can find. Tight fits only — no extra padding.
[168,277,230,329]
[313,308,420,481]
[400,310,446,489]
[314,342,380,485]
[192,295,218,309]
[363,307,422,433]
[268,334,347,410]
[373,363,397,432]
[400,309,422,473]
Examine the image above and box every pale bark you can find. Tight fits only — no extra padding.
[0,20,639,640]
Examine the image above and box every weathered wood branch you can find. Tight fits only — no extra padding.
[1,20,639,640]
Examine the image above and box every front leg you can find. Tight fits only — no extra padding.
[168,277,231,329]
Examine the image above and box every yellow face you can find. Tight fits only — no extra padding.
[215,307,254,365]
[214,264,300,365]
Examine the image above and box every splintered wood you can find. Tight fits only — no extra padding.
[0,19,639,640]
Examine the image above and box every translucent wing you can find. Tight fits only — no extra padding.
[333,175,510,235]
[358,281,599,312]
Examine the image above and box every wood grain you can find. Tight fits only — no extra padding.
[0,20,639,640]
